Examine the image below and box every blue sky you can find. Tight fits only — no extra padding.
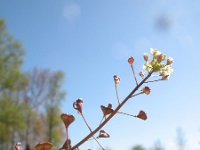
[1,0,200,149]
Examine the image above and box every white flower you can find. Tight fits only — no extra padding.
[150,48,161,57]
[160,72,170,80]
[143,62,152,72]
[163,65,173,74]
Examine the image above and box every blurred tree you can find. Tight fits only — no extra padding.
[132,145,146,150]
[45,71,65,147]
[176,128,186,150]
[0,19,66,149]
[0,19,27,93]
[24,69,66,148]
[23,68,51,147]
[0,19,28,150]
[151,140,165,150]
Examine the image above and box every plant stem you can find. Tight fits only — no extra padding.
[117,111,136,118]
[81,114,105,150]
[130,92,143,98]
[131,64,138,85]
[115,84,120,104]
[71,71,153,150]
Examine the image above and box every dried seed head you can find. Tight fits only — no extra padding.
[101,104,114,116]
[137,110,147,120]
[35,142,53,150]
[97,130,110,138]
[60,114,75,128]
[73,98,83,114]
[113,75,120,85]
[128,56,134,65]
[142,86,151,95]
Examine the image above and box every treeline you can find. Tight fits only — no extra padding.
[0,19,66,150]
[131,128,191,150]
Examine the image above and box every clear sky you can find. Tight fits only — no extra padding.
[0,0,200,150]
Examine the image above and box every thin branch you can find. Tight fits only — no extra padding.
[99,116,105,126]
[117,111,136,118]
[131,64,138,85]
[130,92,143,98]
[71,70,153,150]
[81,114,105,150]
[115,84,120,105]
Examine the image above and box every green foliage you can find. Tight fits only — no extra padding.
[0,19,27,92]
[0,97,26,142]
[0,19,28,149]
[132,145,146,150]
[0,19,66,149]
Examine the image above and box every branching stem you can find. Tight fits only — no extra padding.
[71,70,153,150]
[130,92,143,98]
[81,114,105,150]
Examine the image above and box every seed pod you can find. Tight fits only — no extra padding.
[128,56,134,65]
[137,110,147,120]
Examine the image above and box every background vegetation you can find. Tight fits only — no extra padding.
[0,19,66,150]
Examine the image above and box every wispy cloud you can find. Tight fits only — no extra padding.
[63,3,81,23]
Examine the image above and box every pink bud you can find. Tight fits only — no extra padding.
[142,86,151,95]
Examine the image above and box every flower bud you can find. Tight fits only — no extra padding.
[113,75,120,85]
[156,54,163,62]
[143,53,149,62]
[167,57,174,65]
[139,71,145,78]
[142,86,151,95]
[128,56,134,65]
[160,72,170,80]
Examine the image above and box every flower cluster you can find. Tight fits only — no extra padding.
[143,48,174,80]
